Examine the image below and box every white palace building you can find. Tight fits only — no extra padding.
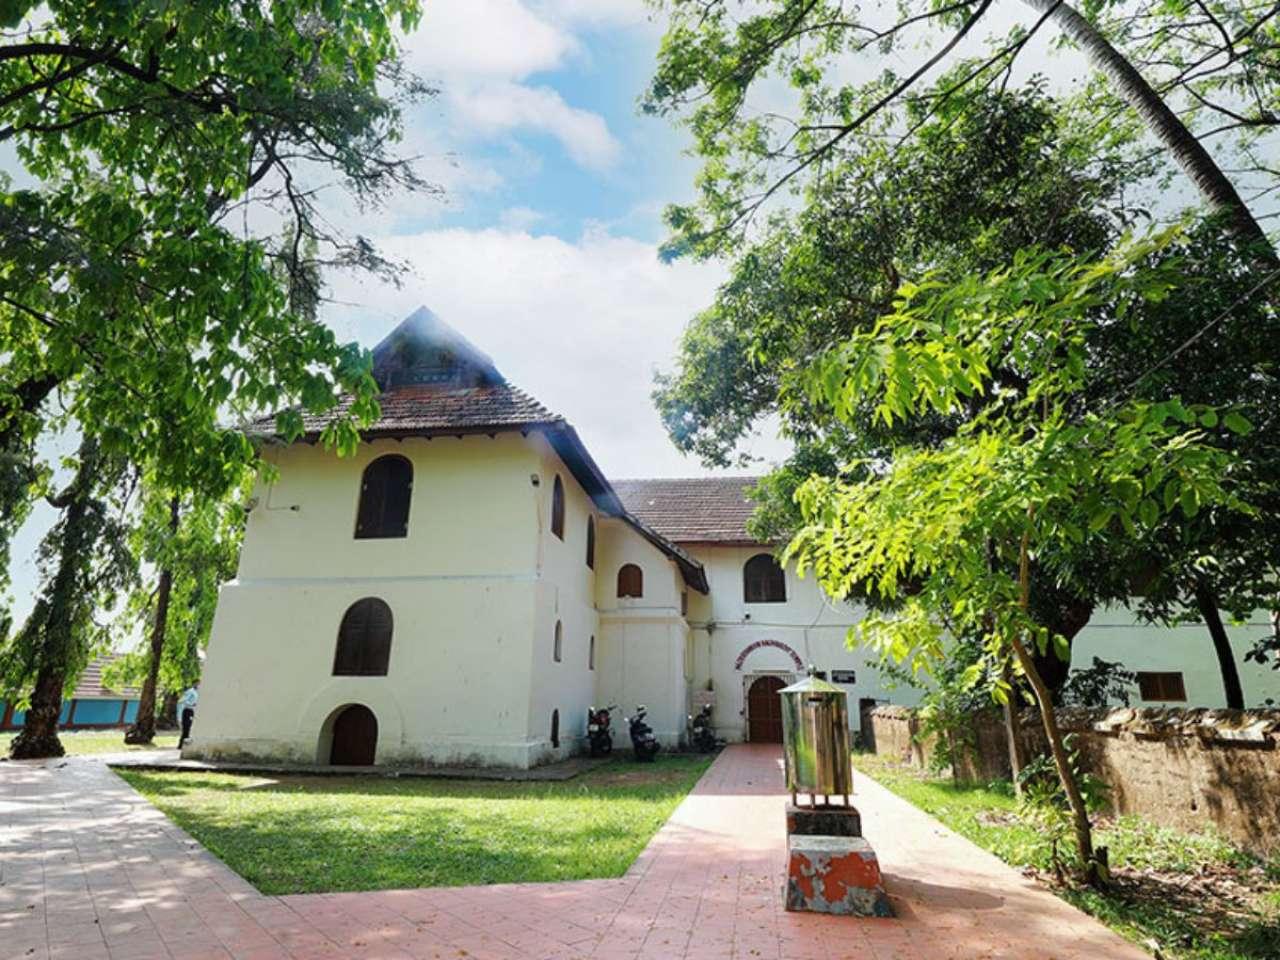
[186,308,1280,769]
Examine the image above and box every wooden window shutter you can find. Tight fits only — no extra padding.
[1137,671,1186,702]
[551,475,565,541]
[355,455,413,539]
[743,553,786,603]
[617,564,643,598]
[334,598,393,676]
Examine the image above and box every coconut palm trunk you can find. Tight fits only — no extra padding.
[1021,0,1277,266]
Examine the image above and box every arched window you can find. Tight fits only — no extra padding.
[744,553,787,603]
[617,563,643,598]
[333,598,393,676]
[355,455,412,539]
[550,709,560,748]
[553,620,563,663]
[551,475,565,540]
[585,516,595,569]
[589,635,595,670]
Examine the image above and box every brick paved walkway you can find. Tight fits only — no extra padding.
[1,745,1149,960]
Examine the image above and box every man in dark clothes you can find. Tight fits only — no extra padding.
[178,682,199,748]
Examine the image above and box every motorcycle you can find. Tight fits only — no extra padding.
[687,703,723,753]
[628,705,660,762]
[586,704,617,757]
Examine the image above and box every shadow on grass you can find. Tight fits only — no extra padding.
[1063,872,1280,960]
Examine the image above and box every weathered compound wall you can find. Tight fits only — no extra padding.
[862,705,1280,857]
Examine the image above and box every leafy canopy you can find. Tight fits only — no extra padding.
[0,0,430,500]
[783,236,1251,682]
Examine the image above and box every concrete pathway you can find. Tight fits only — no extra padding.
[0,745,1150,960]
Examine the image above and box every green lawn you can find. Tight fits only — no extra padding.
[853,752,1280,960]
[116,754,712,894]
[1,729,179,756]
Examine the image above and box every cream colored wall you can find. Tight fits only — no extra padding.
[686,545,918,741]
[239,435,538,580]
[687,546,1280,736]
[594,517,689,745]
[525,434,601,763]
[1070,608,1280,708]
[189,433,554,768]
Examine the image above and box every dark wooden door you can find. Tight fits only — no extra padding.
[747,675,786,743]
[330,705,378,765]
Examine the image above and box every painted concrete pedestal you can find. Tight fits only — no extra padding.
[784,803,894,917]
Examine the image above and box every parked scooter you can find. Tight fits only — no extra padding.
[586,704,617,757]
[687,704,723,753]
[628,705,660,762]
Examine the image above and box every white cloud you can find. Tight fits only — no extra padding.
[498,205,546,230]
[537,0,653,29]
[326,226,789,478]
[405,0,575,80]
[454,83,622,171]
[399,0,626,173]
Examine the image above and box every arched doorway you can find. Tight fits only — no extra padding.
[329,704,378,765]
[747,675,787,743]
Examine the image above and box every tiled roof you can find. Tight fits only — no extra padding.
[73,655,138,700]
[613,477,768,545]
[247,383,563,440]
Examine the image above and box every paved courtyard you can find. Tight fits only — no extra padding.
[1,745,1149,960]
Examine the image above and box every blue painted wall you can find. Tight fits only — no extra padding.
[72,699,125,725]
[2,698,138,729]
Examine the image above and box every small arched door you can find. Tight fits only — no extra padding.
[747,675,787,743]
[329,705,378,765]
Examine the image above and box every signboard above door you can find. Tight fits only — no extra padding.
[831,670,857,684]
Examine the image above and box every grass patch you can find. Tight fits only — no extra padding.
[1,729,179,756]
[116,753,711,894]
[854,752,1280,960]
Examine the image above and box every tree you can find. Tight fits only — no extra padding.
[0,0,433,515]
[109,478,248,744]
[1080,224,1280,708]
[657,85,1146,686]
[647,2,1280,698]
[784,237,1250,884]
[645,0,1277,265]
[0,437,135,757]
[1,1,433,755]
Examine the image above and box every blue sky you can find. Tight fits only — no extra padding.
[316,0,782,483]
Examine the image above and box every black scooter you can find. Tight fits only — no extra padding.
[628,705,660,762]
[687,704,723,753]
[586,704,616,757]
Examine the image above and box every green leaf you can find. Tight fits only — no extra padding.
[1223,412,1253,436]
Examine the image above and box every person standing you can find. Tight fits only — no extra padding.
[178,683,199,749]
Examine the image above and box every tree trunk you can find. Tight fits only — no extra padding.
[1194,580,1245,709]
[1010,633,1106,884]
[1001,660,1026,796]
[8,438,98,760]
[1022,0,1278,267]
[1013,526,1106,886]
[157,690,179,729]
[10,664,66,759]
[124,495,181,745]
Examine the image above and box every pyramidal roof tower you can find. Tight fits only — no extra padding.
[370,306,504,391]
